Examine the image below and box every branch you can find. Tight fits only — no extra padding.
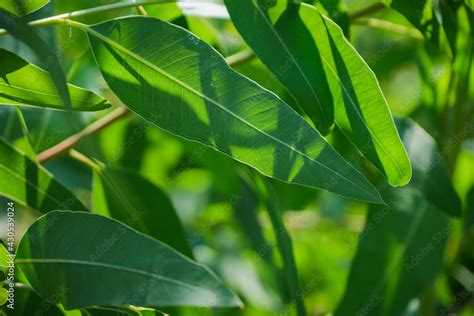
[37,106,130,163]
[0,0,177,36]
[349,2,388,21]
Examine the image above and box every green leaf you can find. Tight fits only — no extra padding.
[0,49,109,111]
[0,288,7,306]
[0,243,9,273]
[0,9,71,111]
[389,0,464,56]
[335,119,462,316]
[93,165,193,258]
[248,172,306,315]
[86,16,383,204]
[224,0,412,187]
[16,211,242,309]
[0,0,49,16]
[0,139,88,213]
[396,118,462,217]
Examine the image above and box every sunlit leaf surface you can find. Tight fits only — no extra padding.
[225,0,412,186]
[0,49,109,111]
[86,16,383,203]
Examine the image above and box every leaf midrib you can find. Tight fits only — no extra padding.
[86,21,378,200]
[247,1,405,182]
[320,14,405,181]
[0,82,100,104]
[15,258,216,296]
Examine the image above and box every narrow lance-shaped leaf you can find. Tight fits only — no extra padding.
[85,16,383,204]
[93,165,193,258]
[0,9,71,110]
[335,118,462,316]
[0,0,49,16]
[0,139,88,213]
[224,0,412,187]
[0,49,109,111]
[16,211,242,309]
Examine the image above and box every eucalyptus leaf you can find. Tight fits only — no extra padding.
[0,0,49,16]
[16,211,242,309]
[0,9,71,110]
[86,16,383,204]
[93,165,193,258]
[224,0,412,187]
[335,119,462,315]
[0,139,88,213]
[0,49,109,111]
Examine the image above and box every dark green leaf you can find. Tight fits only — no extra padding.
[0,139,88,213]
[92,165,193,258]
[16,211,242,309]
[86,16,383,204]
[0,49,109,111]
[0,0,49,16]
[389,0,464,56]
[224,0,412,187]
[335,119,462,315]
[396,118,462,216]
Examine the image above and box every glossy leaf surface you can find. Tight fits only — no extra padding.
[0,0,48,16]
[16,211,242,309]
[0,49,109,111]
[224,0,411,187]
[0,139,88,213]
[87,16,383,203]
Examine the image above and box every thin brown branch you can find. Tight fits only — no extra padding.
[349,2,388,22]
[37,106,130,163]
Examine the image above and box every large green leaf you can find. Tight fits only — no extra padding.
[0,49,109,111]
[85,16,383,204]
[0,0,48,16]
[92,165,193,258]
[224,0,411,187]
[335,119,462,316]
[0,139,88,213]
[16,211,242,309]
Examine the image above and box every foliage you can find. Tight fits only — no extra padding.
[0,0,472,315]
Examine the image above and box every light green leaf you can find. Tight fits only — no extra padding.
[0,10,72,111]
[0,0,49,16]
[0,288,7,306]
[16,211,242,309]
[335,119,462,316]
[0,49,109,111]
[0,243,9,273]
[86,16,383,204]
[224,0,412,187]
[0,139,88,213]
[93,165,193,258]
